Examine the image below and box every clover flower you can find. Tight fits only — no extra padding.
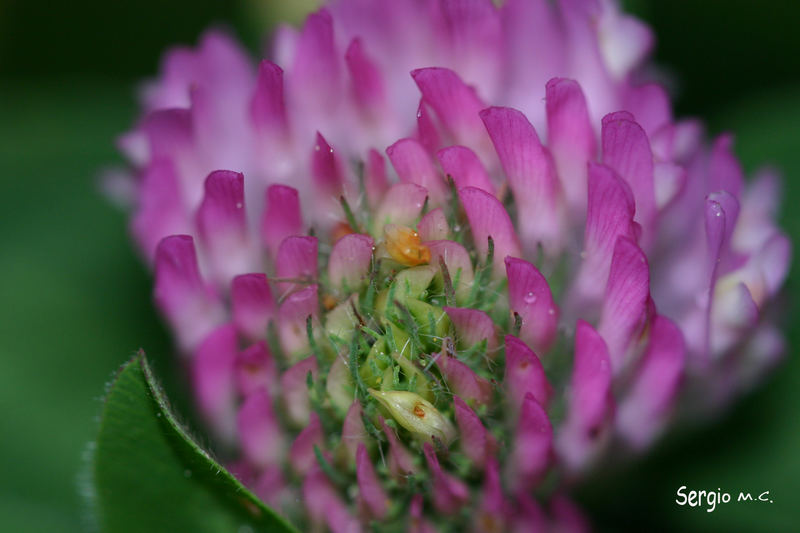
[115,0,790,530]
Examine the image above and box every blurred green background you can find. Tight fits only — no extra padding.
[1,1,798,531]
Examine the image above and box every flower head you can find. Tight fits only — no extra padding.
[115,0,790,530]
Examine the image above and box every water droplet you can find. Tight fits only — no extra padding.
[235,202,243,209]
[184,469,192,478]
[238,526,254,533]
[524,291,537,304]
[314,144,320,151]
[548,308,555,315]
[156,413,161,417]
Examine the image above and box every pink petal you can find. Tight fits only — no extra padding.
[289,413,323,474]
[427,239,475,303]
[597,237,651,371]
[453,395,495,469]
[131,159,191,260]
[550,494,591,533]
[380,416,416,479]
[572,162,638,306]
[545,77,596,215]
[444,306,496,351]
[386,138,447,203]
[436,145,495,195]
[303,462,362,533]
[410,494,437,533]
[328,233,374,292]
[275,235,319,296]
[458,186,521,276]
[153,235,223,352]
[250,60,288,136]
[562,320,613,467]
[191,324,238,444]
[287,9,341,111]
[709,134,744,198]
[261,184,303,258]
[481,106,564,255]
[231,273,275,342]
[374,182,429,229]
[278,285,320,359]
[141,108,193,161]
[236,341,278,397]
[412,67,487,150]
[418,208,450,241]
[480,458,506,520]
[356,443,389,519]
[280,356,318,428]
[423,442,470,514]
[505,257,559,353]
[623,82,671,135]
[503,334,550,409]
[311,132,347,206]
[341,400,368,462]
[195,170,253,286]
[364,148,389,209]
[345,37,385,115]
[618,315,685,449]
[416,99,442,152]
[601,112,657,237]
[509,393,552,490]
[437,353,493,407]
[237,388,283,469]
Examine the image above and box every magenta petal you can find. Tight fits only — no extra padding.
[618,315,685,448]
[356,443,389,519]
[288,9,341,110]
[458,186,521,276]
[509,393,552,490]
[503,335,550,409]
[380,417,416,479]
[237,388,283,469]
[480,458,506,520]
[261,184,303,258]
[191,324,238,444]
[364,148,390,209]
[444,306,496,351]
[410,494,437,533]
[453,395,494,469]
[345,37,385,115]
[623,82,671,135]
[481,106,564,255]
[709,134,744,198]
[252,466,287,510]
[278,284,320,358]
[280,355,318,427]
[597,237,651,371]
[141,108,193,160]
[275,235,319,296]
[573,162,638,306]
[328,233,374,292]
[505,257,559,353]
[311,132,347,205]
[250,60,288,136]
[196,170,252,285]
[416,100,442,152]
[412,67,487,149]
[131,159,191,260]
[418,208,450,241]
[374,182,429,229]
[236,341,278,397]
[562,320,613,467]
[427,239,476,303]
[545,78,596,214]
[231,273,275,341]
[154,235,223,352]
[423,442,470,514]
[303,462,361,533]
[386,138,447,203]
[289,412,323,474]
[601,112,657,236]
[437,353,493,407]
[436,145,496,195]
[341,400,368,462]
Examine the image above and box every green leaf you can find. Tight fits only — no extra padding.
[89,351,297,533]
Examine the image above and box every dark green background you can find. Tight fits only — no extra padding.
[1,1,798,531]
